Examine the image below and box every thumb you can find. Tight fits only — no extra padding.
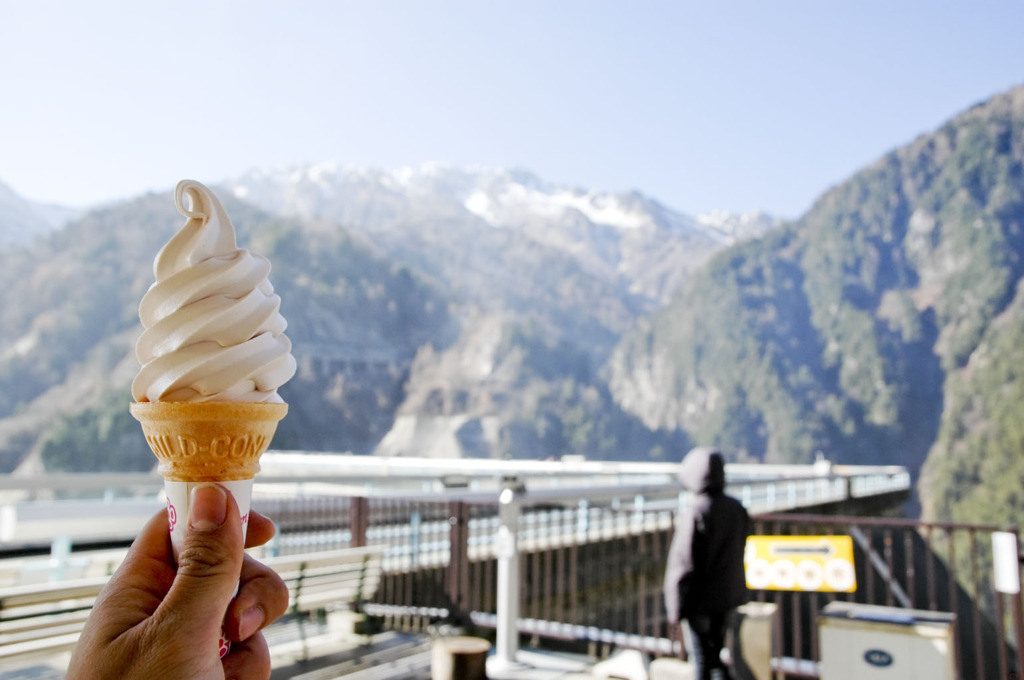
[158,484,244,631]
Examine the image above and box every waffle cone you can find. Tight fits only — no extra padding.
[130,401,287,481]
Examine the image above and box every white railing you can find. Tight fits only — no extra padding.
[0,457,911,583]
[261,467,910,571]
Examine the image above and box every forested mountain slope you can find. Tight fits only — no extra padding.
[609,85,1024,524]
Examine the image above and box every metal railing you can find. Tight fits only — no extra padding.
[250,486,898,559]
[244,487,1018,680]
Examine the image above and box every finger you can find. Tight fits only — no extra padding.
[221,630,271,680]
[157,484,244,633]
[224,555,290,641]
[74,508,177,651]
[97,509,176,612]
[108,507,176,593]
[245,510,277,549]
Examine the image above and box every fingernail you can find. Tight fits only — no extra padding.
[239,606,265,640]
[190,484,228,532]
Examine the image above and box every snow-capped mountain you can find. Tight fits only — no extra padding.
[225,162,778,315]
[229,161,738,237]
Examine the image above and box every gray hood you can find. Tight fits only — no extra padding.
[678,446,726,494]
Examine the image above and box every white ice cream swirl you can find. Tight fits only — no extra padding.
[132,180,296,403]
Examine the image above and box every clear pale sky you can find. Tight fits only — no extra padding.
[1,1,1022,218]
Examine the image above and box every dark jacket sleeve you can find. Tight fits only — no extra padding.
[663,508,695,623]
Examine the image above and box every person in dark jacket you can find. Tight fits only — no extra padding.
[664,447,751,680]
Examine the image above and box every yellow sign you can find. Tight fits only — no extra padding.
[744,535,857,593]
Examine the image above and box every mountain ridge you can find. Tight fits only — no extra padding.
[226,161,774,243]
[222,163,780,335]
[0,179,79,246]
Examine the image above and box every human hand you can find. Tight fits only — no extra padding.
[67,484,289,680]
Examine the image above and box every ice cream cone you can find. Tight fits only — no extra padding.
[130,401,287,481]
[131,400,287,555]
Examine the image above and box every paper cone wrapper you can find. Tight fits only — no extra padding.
[130,401,287,481]
[162,476,254,658]
[161,477,254,559]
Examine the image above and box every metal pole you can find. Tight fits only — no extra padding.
[447,501,470,619]
[493,477,524,672]
[350,496,368,548]
[1012,529,1024,678]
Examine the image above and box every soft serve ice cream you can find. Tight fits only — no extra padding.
[129,180,295,658]
[132,179,295,402]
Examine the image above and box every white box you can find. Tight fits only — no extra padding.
[818,602,955,680]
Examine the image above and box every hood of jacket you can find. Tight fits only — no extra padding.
[678,446,726,494]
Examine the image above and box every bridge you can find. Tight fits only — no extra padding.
[0,454,1015,679]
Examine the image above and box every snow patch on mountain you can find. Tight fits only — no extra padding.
[463,184,651,231]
